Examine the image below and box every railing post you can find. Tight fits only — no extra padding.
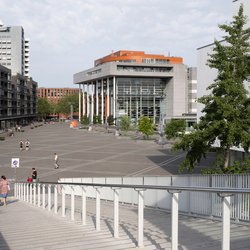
[136,189,145,248]
[33,184,36,206]
[54,184,58,214]
[14,183,17,198]
[62,185,66,217]
[113,188,120,238]
[23,183,26,201]
[71,186,75,221]
[168,190,180,250]
[20,183,23,200]
[17,183,20,199]
[81,186,86,225]
[95,187,101,231]
[16,183,19,199]
[48,184,51,211]
[37,184,41,207]
[29,184,33,204]
[218,193,232,250]
[26,184,29,203]
[42,184,46,209]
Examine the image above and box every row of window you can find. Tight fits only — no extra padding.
[0,41,11,44]
[117,66,172,73]
[0,62,11,66]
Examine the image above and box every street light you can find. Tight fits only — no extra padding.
[157,95,167,145]
[70,104,73,121]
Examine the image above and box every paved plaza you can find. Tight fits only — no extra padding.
[0,122,186,182]
[0,123,250,249]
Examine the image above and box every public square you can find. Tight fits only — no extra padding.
[0,122,215,182]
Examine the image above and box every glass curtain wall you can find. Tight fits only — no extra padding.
[117,78,166,124]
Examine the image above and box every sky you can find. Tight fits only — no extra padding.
[0,0,233,88]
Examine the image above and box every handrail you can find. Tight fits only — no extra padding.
[32,181,250,194]
[15,181,250,250]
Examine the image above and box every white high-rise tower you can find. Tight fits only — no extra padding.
[0,23,30,76]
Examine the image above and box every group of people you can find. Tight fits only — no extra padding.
[19,139,30,151]
[0,152,60,205]
[0,175,9,206]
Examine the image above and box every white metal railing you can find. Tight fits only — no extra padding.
[60,175,250,222]
[14,181,250,250]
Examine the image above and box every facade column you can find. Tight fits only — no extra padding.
[82,84,85,116]
[96,81,99,116]
[101,79,104,124]
[153,85,156,124]
[78,84,81,122]
[91,82,94,123]
[107,78,110,119]
[113,76,116,120]
[86,83,89,117]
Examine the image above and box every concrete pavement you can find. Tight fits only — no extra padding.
[0,122,215,183]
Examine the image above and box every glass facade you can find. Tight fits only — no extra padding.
[116,77,166,123]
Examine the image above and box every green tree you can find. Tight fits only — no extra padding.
[50,102,59,117]
[138,116,154,139]
[93,115,102,124]
[165,119,186,139]
[107,115,114,125]
[80,115,89,125]
[119,115,131,131]
[57,94,79,117]
[37,98,51,120]
[174,5,250,173]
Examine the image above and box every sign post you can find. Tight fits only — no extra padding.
[11,158,20,181]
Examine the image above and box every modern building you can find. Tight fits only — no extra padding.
[74,50,196,125]
[197,0,250,120]
[0,65,37,129]
[0,23,30,77]
[0,22,38,129]
[38,87,79,103]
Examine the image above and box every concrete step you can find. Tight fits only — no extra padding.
[0,197,250,249]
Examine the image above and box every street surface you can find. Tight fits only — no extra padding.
[0,122,214,182]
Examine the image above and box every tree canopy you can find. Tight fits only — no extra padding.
[37,98,51,119]
[165,119,186,139]
[56,94,79,115]
[138,116,154,139]
[173,5,250,173]
[119,115,131,131]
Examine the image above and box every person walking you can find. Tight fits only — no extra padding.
[32,168,37,183]
[0,176,10,206]
[25,139,30,151]
[54,153,59,169]
[19,140,24,151]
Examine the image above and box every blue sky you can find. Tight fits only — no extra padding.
[0,0,233,87]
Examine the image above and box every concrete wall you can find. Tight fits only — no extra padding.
[197,44,218,120]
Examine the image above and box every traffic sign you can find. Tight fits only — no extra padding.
[11,158,20,168]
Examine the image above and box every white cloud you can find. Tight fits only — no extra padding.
[0,0,232,87]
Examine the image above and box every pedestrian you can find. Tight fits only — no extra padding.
[32,168,37,183]
[54,153,59,169]
[0,175,10,206]
[19,140,24,151]
[25,139,30,150]
[27,176,32,186]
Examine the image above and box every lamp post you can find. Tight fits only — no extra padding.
[70,104,73,121]
[157,95,166,145]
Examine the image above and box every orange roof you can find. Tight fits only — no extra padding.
[94,50,183,66]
